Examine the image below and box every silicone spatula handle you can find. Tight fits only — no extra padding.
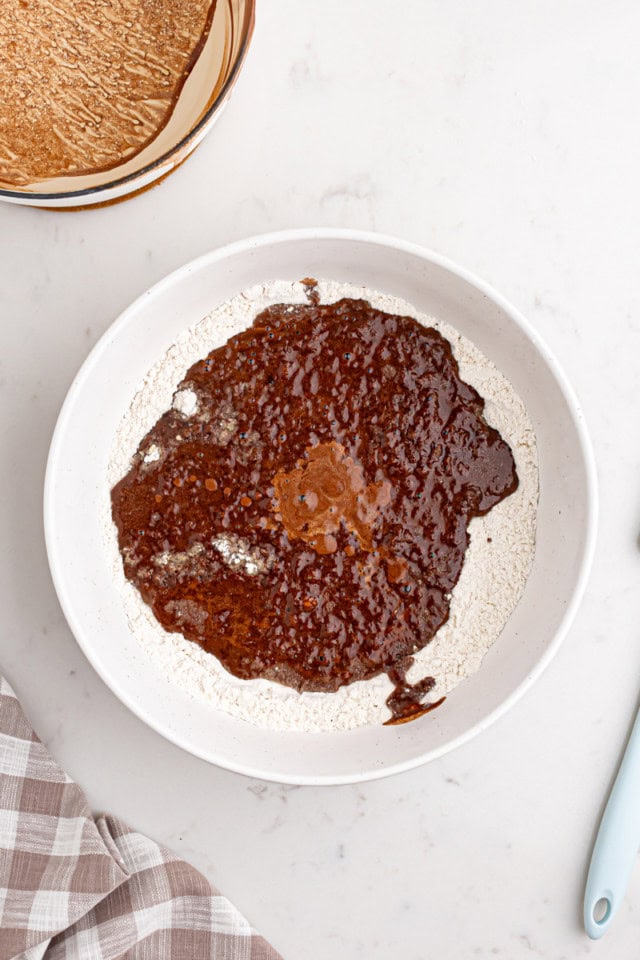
[584,704,640,938]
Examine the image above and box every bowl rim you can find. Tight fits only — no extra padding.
[0,0,256,203]
[44,228,599,784]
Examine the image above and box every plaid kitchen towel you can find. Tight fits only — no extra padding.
[0,677,281,960]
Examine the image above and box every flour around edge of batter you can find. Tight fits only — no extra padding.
[102,278,539,732]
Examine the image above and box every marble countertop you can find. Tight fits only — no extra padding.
[2,2,640,956]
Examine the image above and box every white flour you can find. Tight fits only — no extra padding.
[103,280,538,732]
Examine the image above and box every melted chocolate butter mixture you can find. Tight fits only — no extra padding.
[112,295,518,724]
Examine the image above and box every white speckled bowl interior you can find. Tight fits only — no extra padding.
[44,229,597,783]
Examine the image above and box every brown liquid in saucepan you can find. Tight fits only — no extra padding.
[111,295,518,723]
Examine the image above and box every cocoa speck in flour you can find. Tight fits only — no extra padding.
[102,280,538,732]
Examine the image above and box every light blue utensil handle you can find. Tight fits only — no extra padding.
[584,704,640,938]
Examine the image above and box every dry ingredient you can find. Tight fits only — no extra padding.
[111,294,519,724]
[103,279,538,732]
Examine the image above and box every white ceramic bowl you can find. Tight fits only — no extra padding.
[44,229,597,784]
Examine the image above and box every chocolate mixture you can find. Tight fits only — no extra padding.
[111,295,518,723]
[0,0,217,185]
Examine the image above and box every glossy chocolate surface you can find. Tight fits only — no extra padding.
[112,296,518,721]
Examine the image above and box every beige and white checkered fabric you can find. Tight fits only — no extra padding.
[0,677,281,960]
